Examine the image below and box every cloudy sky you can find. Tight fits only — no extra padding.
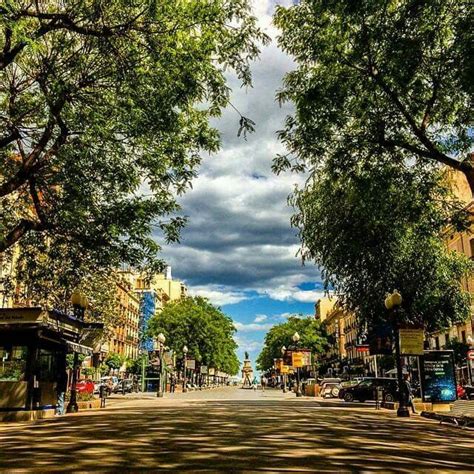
[160,0,326,368]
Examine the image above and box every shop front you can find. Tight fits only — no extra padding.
[0,307,101,421]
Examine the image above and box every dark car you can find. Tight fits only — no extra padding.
[339,377,398,403]
[115,379,134,394]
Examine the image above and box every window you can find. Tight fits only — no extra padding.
[37,349,61,382]
[0,345,28,381]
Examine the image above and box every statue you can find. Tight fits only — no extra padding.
[241,352,253,389]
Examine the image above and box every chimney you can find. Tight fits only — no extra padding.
[165,266,172,280]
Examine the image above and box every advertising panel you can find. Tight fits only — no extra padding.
[421,351,456,403]
[187,358,196,370]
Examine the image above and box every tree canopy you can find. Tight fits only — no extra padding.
[0,0,268,273]
[256,316,327,372]
[273,0,473,189]
[291,157,472,332]
[148,296,240,375]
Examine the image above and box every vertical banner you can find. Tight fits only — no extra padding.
[421,351,456,402]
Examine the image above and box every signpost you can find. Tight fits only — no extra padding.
[421,350,457,403]
[292,352,304,368]
[399,328,424,356]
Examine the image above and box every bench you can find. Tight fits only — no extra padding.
[421,400,474,429]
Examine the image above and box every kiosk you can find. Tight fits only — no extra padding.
[0,307,102,421]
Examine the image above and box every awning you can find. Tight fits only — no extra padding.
[65,340,93,356]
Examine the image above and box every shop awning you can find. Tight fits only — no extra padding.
[65,340,93,356]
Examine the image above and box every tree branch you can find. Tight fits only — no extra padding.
[0,219,47,253]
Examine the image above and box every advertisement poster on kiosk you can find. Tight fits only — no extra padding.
[421,350,457,403]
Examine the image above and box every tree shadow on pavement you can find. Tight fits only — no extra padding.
[0,400,473,472]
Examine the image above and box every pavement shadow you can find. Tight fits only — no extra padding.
[0,400,473,472]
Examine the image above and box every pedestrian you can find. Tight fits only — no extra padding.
[261,375,267,392]
[170,374,176,393]
[404,374,417,414]
[55,369,68,416]
[99,383,107,408]
[252,376,258,391]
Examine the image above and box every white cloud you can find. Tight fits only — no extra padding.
[234,321,274,332]
[189,285,250,306]
[254,314,267,323]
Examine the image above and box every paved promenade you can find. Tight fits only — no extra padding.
[0,387,473,473]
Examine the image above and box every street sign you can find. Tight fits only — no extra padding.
[399,328,424,355]
[292,352,304,368]
[467,350,474,361]
[187,358,196,370]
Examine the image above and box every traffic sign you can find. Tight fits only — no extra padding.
[468,350,474,361]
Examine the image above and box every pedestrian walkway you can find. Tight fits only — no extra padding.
[1,387,472,472]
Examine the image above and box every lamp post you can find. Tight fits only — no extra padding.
[281,346,287,393]
[293,332,302,397]
[155,333,166,398]
[67,290,88,413]
[182,345,188,393]
[385,289,409,417]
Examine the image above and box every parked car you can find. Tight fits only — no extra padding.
[75,379,95,394]
[318,378,342,398]
[115,378,134,394]
[339,378,398,403]
[464,385,474,400]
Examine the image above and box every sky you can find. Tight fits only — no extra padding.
[158,0,326,369]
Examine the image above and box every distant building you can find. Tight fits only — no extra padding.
[134,266,188,351]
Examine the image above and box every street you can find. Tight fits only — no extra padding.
[1,387,473,473]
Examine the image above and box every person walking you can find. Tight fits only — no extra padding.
[55,369,68,416]
[261,375,267,392]
[404,374,417,414]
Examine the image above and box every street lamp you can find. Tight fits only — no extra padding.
[155,333,166,398]
[281,345,287,393]
[292,332,302,397]
[385,289,409,417]
[182,345,188,393]
[67,289,88,413]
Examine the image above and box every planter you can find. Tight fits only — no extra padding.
[76,399,101,410]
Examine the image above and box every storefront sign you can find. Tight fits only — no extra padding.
[421,351,456,403]
[356,345,370,353]
[399,328,424,355]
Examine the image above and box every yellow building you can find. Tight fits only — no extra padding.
[428,170,474,351]
[105,272,141,360]
[316,297,375,376]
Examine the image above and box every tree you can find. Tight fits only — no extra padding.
[148,296,240,375]
[0,1,268,271]
[290,156,472,332]
[445,338,470,367]
[256,316,327,372]
[0,236,123,336]
[273,1,474,190]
